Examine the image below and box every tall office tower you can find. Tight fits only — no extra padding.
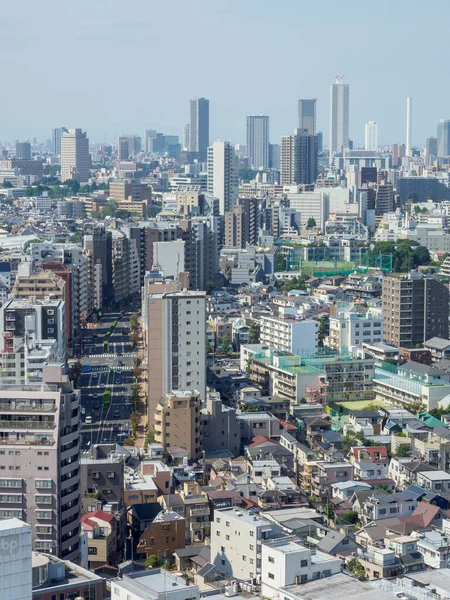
[60,128,90,183]
[207,141,238,215]
[83,226,113,309]
[426,136,438,165]
[437,120,450,158]
[329,75,349,163]
[298,99,316,135]
[184,123,190,150]
[0,519,32,600]
[375,180,394,220]
[364,121,378,151]
[0,364,81,561]
[225,197,259,248]
[146,289,206,421]
[118,135,142,159]
[246,115,270,170]
[15,141,31,160]
[144,129,157,153]
[392,143,405,167]
[382,273,449,347]
[189,97,210,158]
[406,97,412,157]
[269,143,280,170]
[280,128,318,185]
[52,127,67,157]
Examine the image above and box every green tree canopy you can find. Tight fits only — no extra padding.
[307,217,316,228]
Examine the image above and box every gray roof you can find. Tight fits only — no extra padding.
[423,337,450,350]
[280,572,395,600]
[398,361,448,377]
[317,531,346,553]
[197,562,215,577]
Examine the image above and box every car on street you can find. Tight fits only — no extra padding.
[113,424,120,432]
[114,410,120,418]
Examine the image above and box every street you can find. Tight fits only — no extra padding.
[78,311,139,450]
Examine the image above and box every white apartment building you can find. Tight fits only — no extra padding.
[211,507,284,582]
[287,191,330,230]
[260,315,318,356]
[0,336,58,385]
[261,537,341,598]
[365,121,378,151]
[111,569,200,600]
[61,128,90,183]
[329,306,383,352]
[0,364,81,562]
[146,289,206,421]
[411,530,450,569]
[207,141,238,215]
[0,518,32,600]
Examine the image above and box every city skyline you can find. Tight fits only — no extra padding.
[0,1,449,146]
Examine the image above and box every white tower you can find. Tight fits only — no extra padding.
[406,97,412,157]
[329,75,350,165]
[364,121,378,151]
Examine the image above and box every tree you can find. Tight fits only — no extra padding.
[69,361,82,389]
[220,333,231,354]
[307,217,316,228]
[276,252,287,272]
[205,281,215,295]
[347,558,366,580]
[63,179,81,195]
[239,168,258,183]
[337,510,358,525]
[101,199,117,217]
[145,555,161,569]
[248,322,260,344]
[130,331,140,348]
[318,316,327,348]
[395,443,411,457]
[130,314,139,332]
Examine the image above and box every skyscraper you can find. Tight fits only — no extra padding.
[364,121,378,151]
[437,120,450,158]
[15,142,31,160]
[298,99,316,135]
[246,115,269,170]
[406,97,412,158]
[144,129,157,153]
[426,136,438,165]
[280,128,318,185]
[189,97,209,158]
[60,128,90,183]
[52,127,67,157]
[207,141,238,215]
[329,76,349,163]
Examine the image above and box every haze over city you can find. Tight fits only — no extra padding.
[1,0,449,145]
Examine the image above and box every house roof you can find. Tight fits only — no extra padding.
[423,337,450,351]
[131,503,162,521]
[249,435,278,447]
[317,531,346,553]
[407,502,443,528]
[80,510,115,530]
[350,446,389,461]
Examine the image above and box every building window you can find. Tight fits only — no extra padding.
[268,573,274,580]
[268,556,274,563]
[88,547,98,555]
[301,559,308,567]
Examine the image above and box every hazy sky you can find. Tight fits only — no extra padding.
[2,0,449,147]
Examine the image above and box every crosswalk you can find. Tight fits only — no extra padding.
[83,365,134,373]
[84,353,136,359]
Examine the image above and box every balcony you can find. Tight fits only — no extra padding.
[0,403,55,413]
[190,507,210,517]
[0,436,55,446]
[0,420,55,430]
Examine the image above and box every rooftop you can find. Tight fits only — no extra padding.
[280,572,394,600]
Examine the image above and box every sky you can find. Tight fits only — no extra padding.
[1,0,449,148]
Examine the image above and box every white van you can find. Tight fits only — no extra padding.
[85,415,92,424]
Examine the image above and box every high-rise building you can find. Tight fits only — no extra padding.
[52,127,67,157]
[118,134,142,159]
[329,75,349,162]
[0,364,81,561]
[426,136,438,165]
[207,141,238,215]
[184,123,190,150]
[145,289,206,421]
[392,143,405,167]
[144,129,157,153]
[280,128,318,185]
[382,273,449,347]
[364,121,378,151]
[83,226,113,309]
[375,180,394,220]
[60,128,90,183]
[0,519,32,600]
[189,97,209,158]
[437,119,450,158]
[298,99,316,135]
[225,197,258,248]
[246,115,269,170]
[15,142,31,160]
[269,143,280,170]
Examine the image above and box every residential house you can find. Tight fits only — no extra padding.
[361,491,419,524]
[411,529,450,569]
[161,481,210,543]
[80,510,118,569]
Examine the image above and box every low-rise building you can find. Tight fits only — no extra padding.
[80,510,117,569]
[111,569,199,600]
[161,481,210,544]
[411,529,450,569]
[211,506,285,582]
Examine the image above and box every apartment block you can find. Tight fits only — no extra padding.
[0,518,32,600]
[382,272,449,347]
[260,315,318,356]
[329,305,383,352]
[211,507,284,582]
[224,197,258,249]
[146,289,206,421]
[0,364,81,561]
[154,390,202,460]
[161,481,210,544]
